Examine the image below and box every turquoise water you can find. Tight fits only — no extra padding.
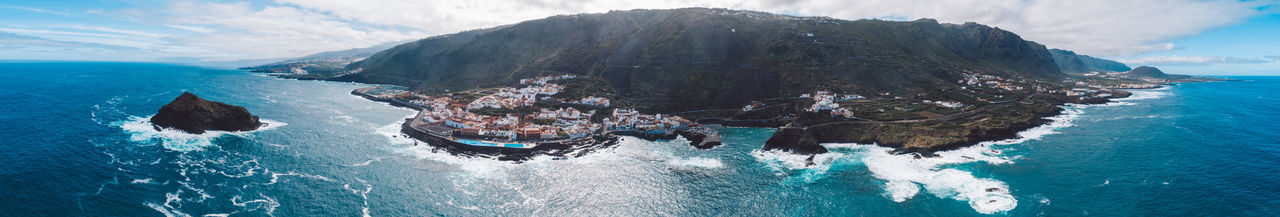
[1,62,1276,216]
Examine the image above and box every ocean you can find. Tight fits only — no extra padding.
[1,62,1276,216]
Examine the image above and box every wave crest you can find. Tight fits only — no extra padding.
[116,115,286,152]
[667,157,726,169]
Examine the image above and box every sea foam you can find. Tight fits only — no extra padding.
[750,148,851,183]
[1114,88,1170,101]
[846,144,1017,214]
[867,105,1082,214]
[116,116,286,152]
[667,157,726,169]
[375,113,418,145]
[380,114,523,178]
[751,105,1086,214]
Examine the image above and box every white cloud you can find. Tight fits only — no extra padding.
[3,0,1274,62]
[165,25,215,33]
[0,27,163,49]
[143,1,427,61]
[0,31,158,61]
[1118,55,1278,65]
[0,31,136,50]
[274,0,1269,57]
[0,5,73,16]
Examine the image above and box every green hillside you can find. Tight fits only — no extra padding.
[338,8,1066,113]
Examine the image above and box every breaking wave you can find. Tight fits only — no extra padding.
[842,144,1017,214]
[750,149,852,183]
[375,114,418,146]
[667,157,726,169]
[115,115,285,152]
[1115,88,1170,101]
[750,105,1087,214]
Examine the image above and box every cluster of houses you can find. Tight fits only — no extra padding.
[604,108,691,135]
[404,75,700,144]
[957,72,1122,101]
[803,90,864,112]
[922,100,965,109]
[466,84,564,110]
[406,96,450,111]
[419,104,602,141]
[803,91,863,117]
[571,96,611,107]
[407,75,605,142]
[961,73,1024,91]
[741,101,765,111]
[1093,83,1161,89]
[520,74,576,86]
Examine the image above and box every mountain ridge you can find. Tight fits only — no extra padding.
[238,41,406,78]
[336,8,1066,113]
[1048,49,1132,73]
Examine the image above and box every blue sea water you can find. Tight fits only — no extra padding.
[1,62,1277,216]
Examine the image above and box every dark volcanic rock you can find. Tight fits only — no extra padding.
[678,129,722,149]
[762,105,1064,155]
[763,127,828,154]
[151,92,263,134]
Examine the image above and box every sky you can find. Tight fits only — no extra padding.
[0,0,1276,75]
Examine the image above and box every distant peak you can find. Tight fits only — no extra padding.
[913,18,940,23]
[175,92,202,101]
[1127,66,1169,78]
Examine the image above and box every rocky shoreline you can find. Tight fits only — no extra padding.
[357,88,721,161]
[367,84,1123,160]
[346,76,1204,162]
[761,93,1130,157]
[399,117,621,161]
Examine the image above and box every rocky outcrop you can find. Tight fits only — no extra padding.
[151,92,263,134]
[761,104,1066,156]
[762,127,828,154]
[678,129,722,149]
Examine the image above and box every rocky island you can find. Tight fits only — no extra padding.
[249,8,1223,161]
[151,92,263,134]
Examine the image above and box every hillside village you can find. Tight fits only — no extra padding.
[356,75,705,149]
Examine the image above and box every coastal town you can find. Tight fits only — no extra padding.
[355,75,712,152]
[351,69,1171,159]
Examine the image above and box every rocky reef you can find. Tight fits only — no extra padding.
[678,129,723,149]
[762,127,828,154]
[151,92,263,134]
[762,101,1069,156]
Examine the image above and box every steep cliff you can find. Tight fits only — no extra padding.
[1048,49,1131,73]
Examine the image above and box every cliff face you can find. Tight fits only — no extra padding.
[151,92,262,134]
[1049,49,1132,73]
[763,127,827,154]
[340,8,1065,113]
